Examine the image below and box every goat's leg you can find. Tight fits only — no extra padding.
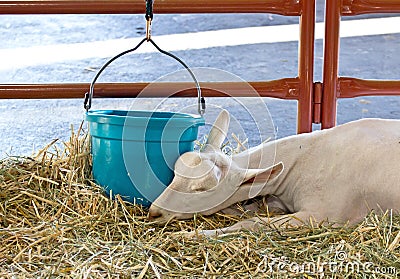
[199,211,319,237]
[220,196,290,216]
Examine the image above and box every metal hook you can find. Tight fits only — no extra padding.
[145,0,153,41]
[146,18,152,41]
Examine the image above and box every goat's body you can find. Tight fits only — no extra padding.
[149,111,400,235]
[269,118,400,225]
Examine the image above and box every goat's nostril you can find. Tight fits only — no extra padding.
[148,209,162,220]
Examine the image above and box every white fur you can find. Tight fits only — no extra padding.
[149,110,400,236]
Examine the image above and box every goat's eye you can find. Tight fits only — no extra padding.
[194,186,207,192]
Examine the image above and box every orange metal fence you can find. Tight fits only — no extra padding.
[0,0,302,14]
[322,0,400,129]
[0,0,316,134]
[2,1,400,134]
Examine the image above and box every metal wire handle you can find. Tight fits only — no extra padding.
[84,38,206,116]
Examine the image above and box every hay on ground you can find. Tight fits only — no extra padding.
[0,124,399,278]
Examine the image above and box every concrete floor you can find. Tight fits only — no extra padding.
[1,1,400,157]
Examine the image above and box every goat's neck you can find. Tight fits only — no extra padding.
[270,135,310,211]
[236,133,311,212]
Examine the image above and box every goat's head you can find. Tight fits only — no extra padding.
[148,109,283,223]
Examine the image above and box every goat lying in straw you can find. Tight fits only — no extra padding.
[148,110,400,236]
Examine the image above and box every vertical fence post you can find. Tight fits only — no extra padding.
[321,0,341,129]
[297,0,315,133]
[0,0,316,135]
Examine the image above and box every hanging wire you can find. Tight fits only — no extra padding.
[145,0,154,21]
[84,38,206,115]
[84,0,205,115]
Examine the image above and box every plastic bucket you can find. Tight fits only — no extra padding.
[86,110,204,206]
[84,38,206,206]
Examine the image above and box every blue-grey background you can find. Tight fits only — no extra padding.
[1,0,400,158]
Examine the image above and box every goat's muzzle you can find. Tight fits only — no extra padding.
[148,207,163,221]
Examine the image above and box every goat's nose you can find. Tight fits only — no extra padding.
[148,208,162,221]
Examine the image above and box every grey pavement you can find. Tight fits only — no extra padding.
[1,1,400,158]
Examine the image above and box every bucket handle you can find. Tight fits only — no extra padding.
[84,38,206,116]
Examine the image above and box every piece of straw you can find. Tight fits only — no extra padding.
[0,123,399,278]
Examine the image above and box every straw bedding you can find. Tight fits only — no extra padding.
[1,124,399,278]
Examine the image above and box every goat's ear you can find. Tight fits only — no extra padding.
[206,109,230,149]
[241,162,284,184]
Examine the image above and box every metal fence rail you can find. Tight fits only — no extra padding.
[0,79,300,99]
[0,0,316,133]
[3,0,400,133]
[322,0,400,129]
[0,0,301,15]
[342,0,400,15]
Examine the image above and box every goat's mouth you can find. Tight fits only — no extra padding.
[148,207,200,224]
[147,208,182,224]
[148,208,171,223]
[148,214,174,225]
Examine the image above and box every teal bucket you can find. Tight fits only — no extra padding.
[83,37,206,206]
[86,110,205,206]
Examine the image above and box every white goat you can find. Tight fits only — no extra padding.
[148,110,400,236]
